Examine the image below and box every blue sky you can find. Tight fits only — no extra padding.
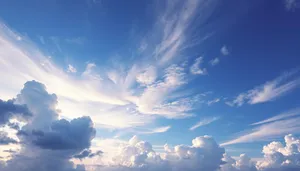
[1,0,300,171]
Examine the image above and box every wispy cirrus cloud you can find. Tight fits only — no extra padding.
[153,0,219,65]
[221,108,300,146]
[189,116,220,131]
[0,0,219,130]
[227,69,300,106]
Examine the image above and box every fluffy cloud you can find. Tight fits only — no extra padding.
[256,134,300,170]
[0,99,31,126]
[33,117,96,150]
[93,135,225,171]
[190,57,207,75]
[1,83,300,171]
[1,81,97,171]
[221,154,257,171]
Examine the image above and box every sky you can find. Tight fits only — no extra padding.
[1,0,300,171]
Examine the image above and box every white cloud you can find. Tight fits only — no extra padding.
[67,64,77,73]
[136,65,200,119]
[189,117,220,131]
[136,66,157,86]
[221,108,300,146]
[227,70,300,106]
[207,98,220,106]
[0,23,153,129]
[221,45,229,56]
[256,134,300,170]
[221,154,257,171]
[152,0,219,64]
[210,58,220,66]
[190,57,207,75]
[89,135,225,171]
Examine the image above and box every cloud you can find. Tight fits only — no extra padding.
[0,131,18,145]
[0,99,32,126]
[92,135,225,171]
[190,57,207,75]
[136,64,200,118]
[284,0,299,11]
[0,0,219,130]
[189,117,220,131]
[0,22,155,129]
[221,108,300,146]
[256,134,300,170]
[221,153,257,171]
[136,66,157,86]
[210,58,220,66]
[0,80,97,171]
[207,98,221,106]
[33,117,96,150]
[154,0,219,64]
[73,149,103,160]
[221,45,229,56]
[227,70,300,106]
[67,64,77,73]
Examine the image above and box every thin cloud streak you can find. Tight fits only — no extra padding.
[227,69,300,106]
[189,117,220,131]
[221,108,300,146]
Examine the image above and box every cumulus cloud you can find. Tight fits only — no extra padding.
[0,80,97,171]
[221,153,257,171]
[227,70,300,106]
[33,117,96,150]
[190,57,207,75]
[0,99,31,126]
[91,135,225,171]
[256,134,300,170]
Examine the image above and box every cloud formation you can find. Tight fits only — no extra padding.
[227,70,300,106]
[0,99,31,126]
[189,117,220,131]
[190,57,207,75]
[221,45,229,56]
[222,108,300,146]
[0,81,97,171]
[1,83,300,171]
